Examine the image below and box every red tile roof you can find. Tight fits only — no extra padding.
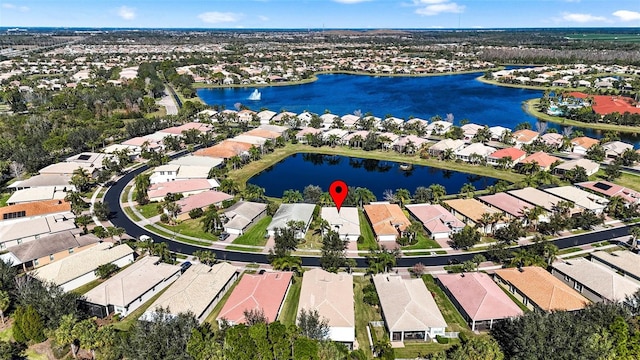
[569,92,640,115]
[489,147,526,160]
[0,199,71,220]
[520,151,562,169]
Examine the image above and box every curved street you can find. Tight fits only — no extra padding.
[105,162,639,268]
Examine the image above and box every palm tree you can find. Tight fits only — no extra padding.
[271,255,302,274]
[282,189,303,203]
[534,170,556,185]
[318,192,333,207]
[605,195,626,219]
[350,134,364,148]
[66,191,87,215]
[428,184,446,203]
[488,212,503,235]
[523,205,546,231]
[460,183,476,199]
[219,178,239,195]
[228,155,242,170]
[630,226,640,250]
[70,167,92,193]
[193,250,217,266]
[201,206,222,233]
[441,148,455,161]
[249,146,262,161]
[0,290,9,325]
[242,184,265,201]
[477,212,493,234]
[354,187,376,208]
[395,188,411,208]
[327,134,340,147]
[134,173,151,205]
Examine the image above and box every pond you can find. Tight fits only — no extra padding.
[248,153,499,198]
[197,73,640,147]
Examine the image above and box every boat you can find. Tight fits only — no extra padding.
[399,163,413,171]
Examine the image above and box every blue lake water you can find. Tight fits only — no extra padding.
[248,153,497,198]
[197,73,640,146]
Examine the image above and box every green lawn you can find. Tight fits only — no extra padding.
[353,276,382,359]
[612,172,640,192]
[205,272,245,329]
[136,202,159,218]
[157,219,218,241]
[394,341,458,359]
[72,278,106,295]
[0,192,11,207]
[403,233,441,250]
[112,286,171,332]
[121,185,132,203]
[232,216,272,246]
[24,349,47,360]
[358,209,379,251]
[123,206,141,222]
[498,286,530,313]
[421,275,471,335]
[224,245,261,252]
[278,275,302,325]
[143,225,212,247]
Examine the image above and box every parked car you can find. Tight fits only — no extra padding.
[219,233,230,241]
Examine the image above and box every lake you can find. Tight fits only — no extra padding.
[197,73,640,146]
[248,153,498,198]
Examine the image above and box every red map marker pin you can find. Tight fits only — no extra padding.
[329,180,348,212]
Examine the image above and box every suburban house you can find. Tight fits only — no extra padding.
[554,158,600,176]
[493,266,590,312]
[323,129,349,145]
[373,274,447,342]
[257,110,277,124]
[343,131,370,147]
[0,213,78,250]
[66,152,113,169]
[149,164,181,184]
[172,190,233,221]
[168,155,224,169]
[508,187,571,215]
[216,271,293,326]
[0,199,70,222]
[455,143,496,162]
[121,136,163,153]
[223,201,268,235]
[7,186,69,205]
[405,204,464,239]
[32,243,135,292]
[540,133,564,149]
[551,258,640,303]
[425,120,452,136]
[428,139,465,157]
[487,147,526,167]
[140,262,239,324]
[576,181,640,205]
[602,141,634,159]
[267,203,316,239]
[542,186,608,214]
[156,121,214,138]
[570,136,599,155]
[489,126,509,141]
[245,127,283,140]
[296,127,323,143]
[461,123,484,141]
[38,161,101,178]
[519,151,562,171]
[194,140,253,160]
[297,269,355,348]
[147,179,220,202]
[149,164,212,184]
[320,207,361,242]
[81,255,181,318]
[437,273,524,331]
[477,193,534,220]
[363,202,411,242]
[8,174,72,191]
[512,129,539,146]
[443,198,504,234]
[272,111,297,124]
[590,250,640,285]
[0,231,100,271]
[393,135,429,154]
[320,113,340,128]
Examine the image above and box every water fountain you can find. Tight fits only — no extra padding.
[248,89,261,101]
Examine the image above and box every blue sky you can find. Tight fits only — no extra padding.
[2,0,640,29]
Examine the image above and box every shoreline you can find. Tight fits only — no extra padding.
[228,143,525,191]
[192,68,501,90]
[522,98,640,134]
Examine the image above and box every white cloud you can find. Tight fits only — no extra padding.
[562,13,606,23]
[415,1,465,16]
[2,3,29,11]
[332,0,371,3]
[197,12,242,24]
[258,15,269,21]
[2,3,16,9]
[117,6,136,20]
[613,10,640,22]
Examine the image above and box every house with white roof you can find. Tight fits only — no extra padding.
[267,203,316,239]
[297,269,355,348]
[141,262,239,324]
[0,213,77,249]
[321,207,360,242]
[425,120,452,136]
[428,139,465,157]
[455,143,496,162]
[591,250,640,285]
[554,158,600,177]
[373,274,446,342]
[320,113,340,128]
[602,141,634,159]
[542,186,608,214]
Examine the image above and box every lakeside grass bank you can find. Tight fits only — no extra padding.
[227,144,525,191]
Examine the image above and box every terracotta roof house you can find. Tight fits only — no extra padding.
[602,141,634,159]
[512,129,539,145]
[405,204,464,239]
[542,186,608,214]
[437,273,524,330]
[569,92,640,115]
[373,274,447,342]
[570,136,599,155]
[297,269,355,347]
[554,158,600,176]
[223,201,268,235]
[245,128,282,140]
[455,143,496,162]
[147,179,219,202]
[590,250,640,285]
[519,151,563,171]
[0,199,70,221]
[172,190,233,221]
[478,193,534,220]
[32,243,134,292]
[540,133,564,149]
[81,255,181,318]
[551,258,640,303]
[493,266,590,312]
[194,140,253,160]
[0,231,100,271]
[216,271,293,325]
[363,203,411,242]
[157,122,214,137]
[443,198,503,234]
[428,139,465,157]
[267,203,316,239]
[576,181,640,205]
[321,207,361,242]
[487,147,527,167]
[141,262,239,324]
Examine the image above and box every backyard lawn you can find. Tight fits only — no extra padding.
[358,209,379,251]
[353,275,382,359]
[205,273,245,329]
[277,275,302,325]
[232,216,272,246]
[421,275,472,335]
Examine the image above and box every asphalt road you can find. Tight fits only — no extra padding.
[105,163,639,268]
